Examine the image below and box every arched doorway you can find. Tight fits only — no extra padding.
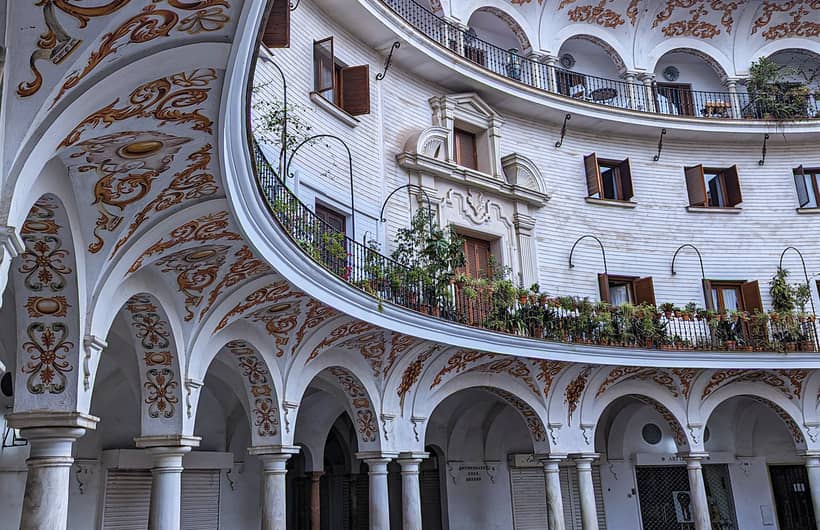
[653,49,731,117]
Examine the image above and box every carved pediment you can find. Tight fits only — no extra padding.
[501,153,549,199]
[402,126,449,160]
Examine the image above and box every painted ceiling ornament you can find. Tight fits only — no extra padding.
[215,280,305,332]
[112,143,218,257]
[627,0,641,24]
[653,0,746,39]
[177,5,230,33]
[306,320,378,363]
[153,244,231,321]
[60,67,218,148]
[246,302,301,357]
[473,358,541,398]
[336,330,389,378]
[67,131,191,253]
[199,245,270,320]
[397,345,440,408]
[224,340,279,437]
[328,367,378,442]
[701,369,809,400]
[596,366,693,398]
[752,1,820,40]
[382,333,421,377]
[17,0,131,98]
[22,322,74,394]
[535,359,568,398]
[430,349,495,388]
[566,0,627,29]
[485,387,546,443]
[129,210,241,272]
[564,365,593,425]
[144,367,179,418]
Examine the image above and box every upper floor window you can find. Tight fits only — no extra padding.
[313,37,370,116]
[584,153,634,202]
[705,280,762,313]
[262,0,290,48]
[684,165,742,208]
[598,274,655,306]
[454,128,478,170]
[459,234,492,279]
[794,166,820,209]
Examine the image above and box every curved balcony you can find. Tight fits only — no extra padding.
[252,145,819,356]
[383,0,817,122]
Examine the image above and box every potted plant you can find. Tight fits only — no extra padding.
[748,57,810,120]
[660,302,674,318]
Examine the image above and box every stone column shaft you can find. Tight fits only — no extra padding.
[310,471,323,530]
[684,454,712,530]
[398,453,427,530]
[147,448,189,530]
[574,455,599,530]
[250,446,300,530]
[357,452,398,530]
[804,454,820,530]
[541,456,566,530]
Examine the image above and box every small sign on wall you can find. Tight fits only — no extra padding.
[760,504,775,526]
[447,461,500,484]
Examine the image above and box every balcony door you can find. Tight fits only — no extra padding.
[656,83,694,116]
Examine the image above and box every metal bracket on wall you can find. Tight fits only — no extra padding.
[376,41,401,81]
[653,128,667,161]
[555,114,571,148]
[758,133,770,166]
[289,0,300,10]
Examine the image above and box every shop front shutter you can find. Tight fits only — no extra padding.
[102,470,152,530]
[509,467,549,530]
[340,65,370,116]
[584,153,602,198]
[181,470,220,530]
[684,165,707,207]
[559,465,607,530]
[262,0,290,48]
[420,469,444,530]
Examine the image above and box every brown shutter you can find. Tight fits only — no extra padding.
[702,279,715,311]
[724,165,742,206]
[619,158,634,201]
[584,153,602,198]
[794,166,810,208]
[633,277,656,306]
[598,273,611,303]
[262,0,290,48]
[684,165,707,207]
[313,37,334,94]
[454,129,477,170]
[741,280,764,313]
[340,65,370,116]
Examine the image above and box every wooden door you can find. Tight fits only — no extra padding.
[656,83,694,116]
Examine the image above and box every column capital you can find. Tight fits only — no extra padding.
[637,72,655,83]
[570,452,600,462]
[134,434,200,449]
[536,453,568,463]
[356,451,399,463]
[680,451,709,462]
[397,451,429,463]
[248,444,301,457]
[802,451,820,465]
[6,411,99,431]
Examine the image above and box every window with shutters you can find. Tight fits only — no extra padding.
[262,0,290,48]
[454,128,478,170]
[312,37,371,116]
[315,203,348,276]
[684,165,742,208]
[794,166,820,209]
[458,234,492,278]
[598,274,656,306]
[583,153,634,202]
[706,280,763,313]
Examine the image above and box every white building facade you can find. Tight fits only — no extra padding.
[3,1,820,530]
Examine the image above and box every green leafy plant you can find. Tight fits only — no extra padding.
[748,57,810,120]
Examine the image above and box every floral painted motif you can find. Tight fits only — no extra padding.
[153,244,230,321]
[22,322,74,394]
[226,341,279,438]
[701,369,808,400]
[397,346,439,408]
[430,349,494,388]
[653,0,746,38]
[145,368,179,418]
[328,367,377,442]
[567,0,626,28]
[307,320,377,363]
[254,398,278,437]
[564,366,593,424]
[752,1,820,40]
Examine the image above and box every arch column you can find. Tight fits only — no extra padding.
[310,471,323,530]
[803,452,820,529]
[724,77,745,119]
[539,454,567,530]
[638,73,657,113]
[136,435,200,530]
[249,445,301,530]
[357,451,399,530]
[542,54,559,93]
[572,453,599,530]
[7,412,97,530]
[623,70,641,110]
[397,452,428,530]
[683,453,712,530]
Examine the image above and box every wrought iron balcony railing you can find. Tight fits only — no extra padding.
[253,144,819,353]
[381,0,820,121]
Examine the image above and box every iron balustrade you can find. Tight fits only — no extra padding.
[380,0,820,121]
[253,144,819,353]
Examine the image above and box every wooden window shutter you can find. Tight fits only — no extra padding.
[794,166,810,208]
[618,158,634,201]
[741,280,764,313]
[598,273,611,303]
[633,277,656,306]
[724,165,743,206]
[313,37,334,94]
[454,129,477,170]
[584,153,602,198]
[262,0,290,48]
[684,165,707,207]
[340,65,370,116]
[702,279,715,311]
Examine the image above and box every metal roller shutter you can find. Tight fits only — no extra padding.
[102,470,151,530]
[560,465,608,530]
[509,467,549,530]
[102,469,220,530]
[181,470,220,530]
